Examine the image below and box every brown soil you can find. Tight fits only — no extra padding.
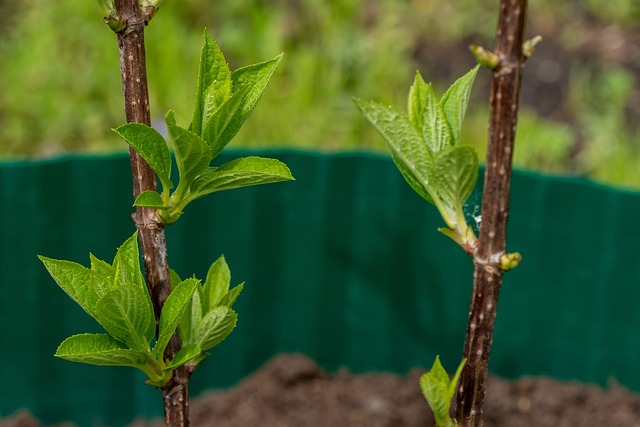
[3,354,640,427]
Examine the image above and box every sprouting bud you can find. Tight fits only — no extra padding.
[470,45,500,70]
[523,35,543,59]
[499,252,522,271]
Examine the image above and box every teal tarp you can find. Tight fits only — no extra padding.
[1,150,639,425]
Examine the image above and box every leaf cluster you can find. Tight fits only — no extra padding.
[114,31,293,225]
[420,357,466,427]
[39,232,242,387]
[354,67,480,252]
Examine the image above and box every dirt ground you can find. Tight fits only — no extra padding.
[3,354,640,427]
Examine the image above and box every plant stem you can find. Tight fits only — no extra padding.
[112,1,189,425]
[454,1,528,426]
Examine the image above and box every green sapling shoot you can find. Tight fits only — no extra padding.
[420,357,466,427]
[42,7,294,424]
[354,67,481,256]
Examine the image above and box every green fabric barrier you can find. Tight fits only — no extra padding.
[1,150,639,425]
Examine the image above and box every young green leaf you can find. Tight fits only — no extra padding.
[55,333,149,367]
[112,232,146,291]
[164,343,201,371]
[166,110,212,189]
[112,123,173,190]
[189,157,294,200]
[191,31,232,136]
[194,306,238,351]
[180,284,203,345]
[169,268,182,290]
[90,253,115,279]
[420,357,466,427]
[211,54,282,150]
[407,72,451,155]
[94,284,155,353]
[202,255,231,313]
[439,66,479,145]
[39,256,106,320]
[154,278,199,358]
[353,98,436,205]
[433,146,479,212]
[89,253,116,293]
[133,190,166,209]
[203,86,251,158]
[218,283,244,308]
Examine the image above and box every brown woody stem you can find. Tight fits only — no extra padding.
[454,0,528,426]
[112,1,189,425]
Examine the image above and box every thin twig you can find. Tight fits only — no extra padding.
[112,1,189,425]
[455,1,528,426]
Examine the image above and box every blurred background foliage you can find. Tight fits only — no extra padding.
[0,0,638,188]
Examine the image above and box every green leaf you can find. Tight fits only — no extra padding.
[154,278,199,358]
[202,255,230,313]
[439,66,479,145]
[180,285,203,345]
[39,256,106,320]
[203,86,251,158]
[448,358,466,400]
[55,333,149,367]
[219,283,244,308]
[165,343,202,370]
[112,232,145,291]
[433,146,479,211]
[169,269,182,290]
[166,110,212,188]
[211,54,282,150]
[90,253,114,279]
[354,99,436,205]
[89,253,115,294]
[94,284,155,352]
[190,157,294,200]
[420,356,460,427]
[194,306,238,351]
[133,190,166,209]
[407,72,451,155]
[112,123,173,190]
[191,31,232,136]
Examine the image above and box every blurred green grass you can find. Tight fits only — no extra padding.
[1,0,638,188]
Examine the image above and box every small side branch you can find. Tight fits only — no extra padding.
[455,0,528,426]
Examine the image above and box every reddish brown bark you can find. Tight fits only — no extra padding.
[112,1,189,425]
[455,1,528,426]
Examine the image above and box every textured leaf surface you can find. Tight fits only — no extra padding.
[94,284,155,352]
[55,333,148,367]
[166,111,212,187]
[112,232,145,290]
[113,124,172,189]
[420,356,455,427]
[202,255,230,313]
[194,306,238,351]
[180,286,203,345]
[219,283,244,308]
[190,157,293,199]
[407,73,451,155]
[155,278,199,357]
[203,87,250,158]
[133,190,166,209]
[354,99,435,204]
[211,54,282,149]
[434,146,479,210]
[39,256,105,320]
[439,66,479,144]
[165,343,201,370]
[191,31,232,136]
[90,253,115,293]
